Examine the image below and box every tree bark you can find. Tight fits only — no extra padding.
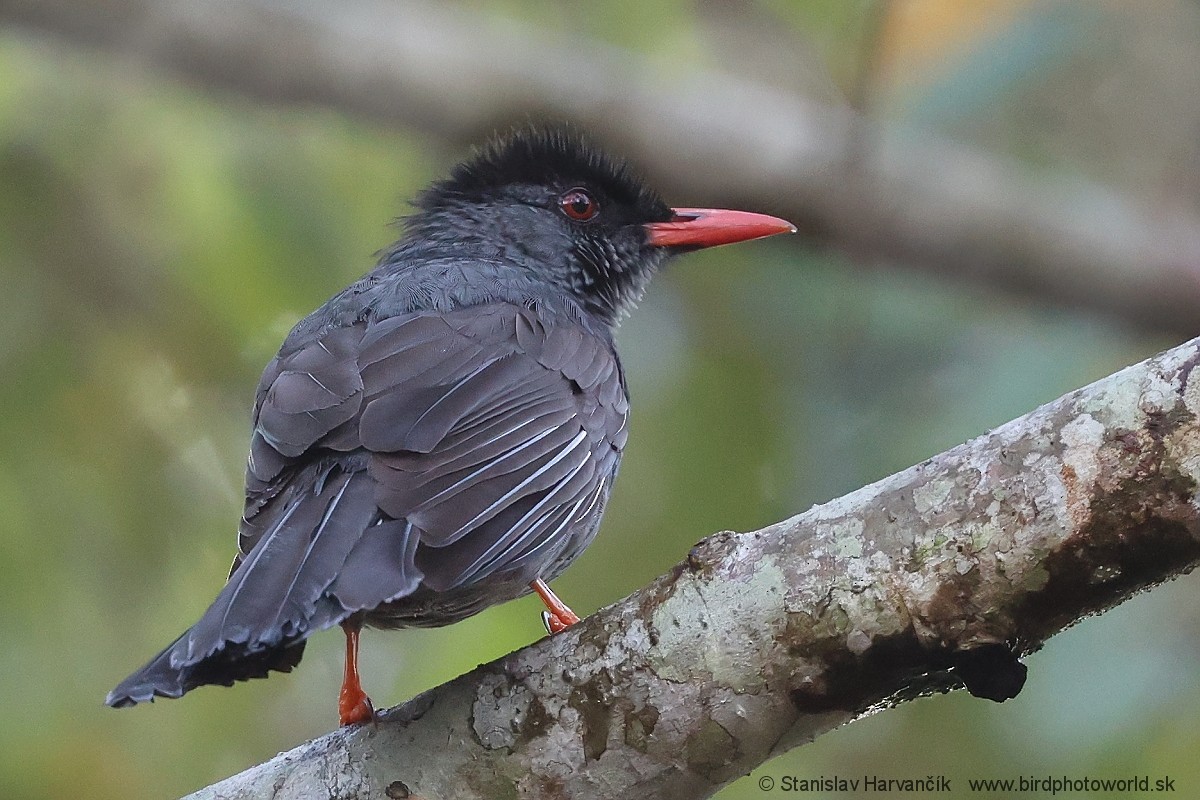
[179,337,1200,798]
[5,0,1200,335]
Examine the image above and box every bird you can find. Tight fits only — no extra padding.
[106,125,795,725]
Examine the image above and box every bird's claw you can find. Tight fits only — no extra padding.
[338,688,376,726]
[532,578,580,634]
[541,608,579,635]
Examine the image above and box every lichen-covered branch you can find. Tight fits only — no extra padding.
[181,338,1200,799]
[5,0,1200,335]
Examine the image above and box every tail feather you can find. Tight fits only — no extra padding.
[184,466,377,661]
[106,462,376,708]
[105,632,306,707]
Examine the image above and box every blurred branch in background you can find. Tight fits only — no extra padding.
[4,0,1200,336]
[184,334,1200,799]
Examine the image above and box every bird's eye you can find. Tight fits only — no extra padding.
[559,188,599,222]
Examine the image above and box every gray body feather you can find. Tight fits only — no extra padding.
[107,267,628,707]
[105,124,677,709]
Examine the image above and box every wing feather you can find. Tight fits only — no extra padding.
[248,303,627,587]
[110,301,628,704]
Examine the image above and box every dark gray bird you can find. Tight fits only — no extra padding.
[106,125,794,724]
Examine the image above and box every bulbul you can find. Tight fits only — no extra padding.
[106,125,794,725]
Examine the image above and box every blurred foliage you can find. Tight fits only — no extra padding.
[2,1,1200,798]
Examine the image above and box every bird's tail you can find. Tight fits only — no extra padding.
[106,462,381,708]
[105,631,306,707]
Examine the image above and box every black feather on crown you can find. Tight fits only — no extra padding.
[415,124,669,218]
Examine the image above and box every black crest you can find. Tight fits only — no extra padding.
[415,124,670,220]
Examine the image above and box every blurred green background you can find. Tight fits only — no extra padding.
[3,1,1200,798]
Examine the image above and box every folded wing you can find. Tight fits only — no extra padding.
[107,301,627,705]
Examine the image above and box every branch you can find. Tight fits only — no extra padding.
[180,337,1200,798]
[5,0,1200,335]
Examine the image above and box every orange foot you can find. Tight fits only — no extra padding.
[531,578,580,634]
[338,620,376,726]
[338,683,375,727]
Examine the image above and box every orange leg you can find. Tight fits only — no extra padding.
[531,578,580,634]
[338,620,375,726]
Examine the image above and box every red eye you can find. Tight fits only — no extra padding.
[559,188,599,221]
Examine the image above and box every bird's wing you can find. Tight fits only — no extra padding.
[233,302,627,633]
[105,302,627,706]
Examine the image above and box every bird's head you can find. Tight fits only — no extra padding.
[407,125,794,324]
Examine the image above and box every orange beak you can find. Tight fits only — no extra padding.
[645,208,796,249]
